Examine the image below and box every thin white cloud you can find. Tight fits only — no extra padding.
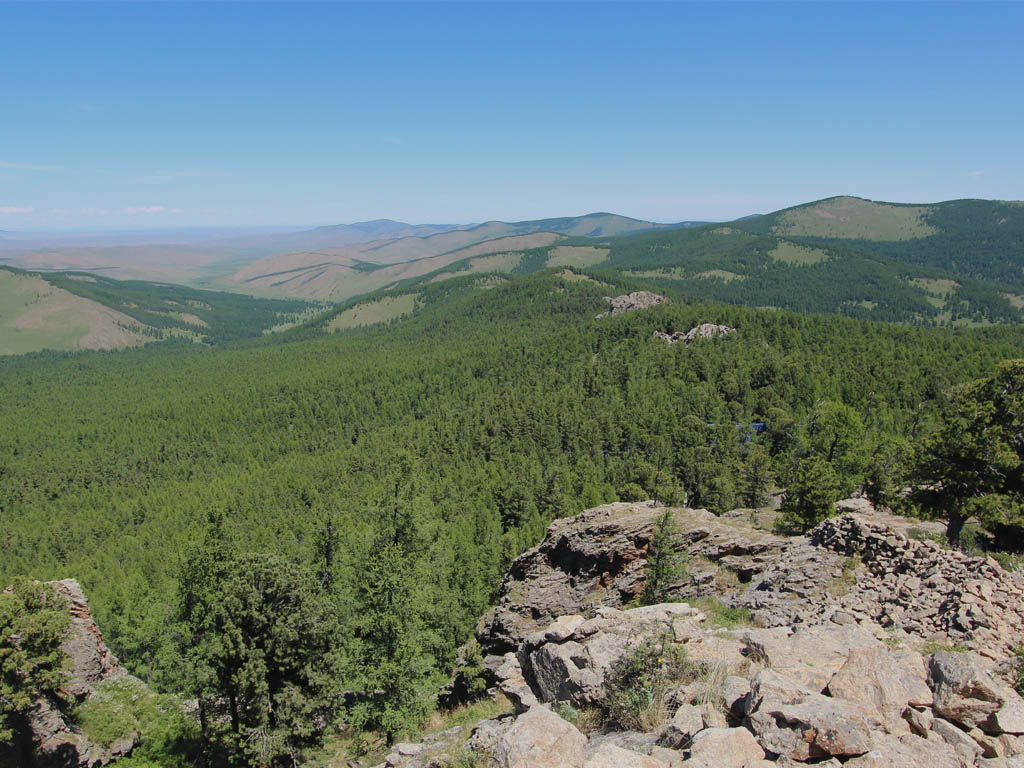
[122,206,184,214]
[0,206,34,214]
[73,102,98,112]
[383,136,402,145]
[0,160,64,172]
[968,170,990,178]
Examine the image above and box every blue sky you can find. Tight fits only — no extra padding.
[1,1,1022,230]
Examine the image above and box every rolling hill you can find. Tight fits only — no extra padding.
[363,196,1024,328]
[222,213,697,301]
[0,265,316,355]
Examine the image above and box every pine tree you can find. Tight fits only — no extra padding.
[349,541,432,744]
[0,579,69,743]
[639,510,687,606]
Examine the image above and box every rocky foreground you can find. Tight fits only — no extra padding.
[400,501,1024,768]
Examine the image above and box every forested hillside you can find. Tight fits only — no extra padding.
[3,270,1024,709]
[396,197,1024,327]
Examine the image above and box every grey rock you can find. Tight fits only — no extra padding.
[658,702,703,749]
[929,650,1004,729]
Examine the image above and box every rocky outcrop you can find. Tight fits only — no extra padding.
[392,604,1024,768]
[474,503,785,658]
[404,499,1024,768]
[442,503,787,706]
[596,291,668,318]
[445,499,1024,710]
[653,323,736,345]
[3,579,143,768]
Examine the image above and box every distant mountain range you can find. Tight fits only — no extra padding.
[0,212,705,292]
[4,196,1024,356]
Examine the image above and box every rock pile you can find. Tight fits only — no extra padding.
[813,515,1024,661]
[595,291,668,318]
[653,324,736,345]
[735,514,1024,663]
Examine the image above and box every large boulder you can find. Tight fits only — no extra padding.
[744,669,879,760]
[929,651,1005,729]
[492,707,587,768]
[686,727,765,768]
[739,623,885,691]
[827,647,912,730]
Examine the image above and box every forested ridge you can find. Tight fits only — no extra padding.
[401,197,1024,327]
[4,269,1024,763]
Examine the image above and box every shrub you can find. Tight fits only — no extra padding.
[601,633,692,731]
[74,678,200,768]
[0,578,69,743]
[779,456,842,532]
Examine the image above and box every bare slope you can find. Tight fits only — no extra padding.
[232,232,565,301]
[0,269,149,355]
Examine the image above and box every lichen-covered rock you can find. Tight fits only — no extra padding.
[929,650,1005,728]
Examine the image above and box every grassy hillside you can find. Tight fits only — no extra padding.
[0,265,317,354]
[0,268,149,355]
[738,196,1024,287]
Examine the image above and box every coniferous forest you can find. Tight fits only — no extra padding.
[4,268,1024,764]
